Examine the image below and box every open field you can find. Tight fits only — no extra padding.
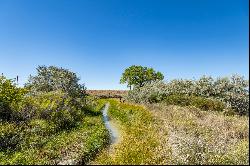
[91,99,249,165]
[1,69,249,165]
[86,90,128,98]
[147,103,249,165]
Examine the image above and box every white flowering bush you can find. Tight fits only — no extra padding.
[25,66,86,98]
[125,74,249,115]
[126,80,168,103]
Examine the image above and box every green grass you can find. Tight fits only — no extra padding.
[2,97,247,165]
[0,101,109,165]
[93,99,249,165]
[92,99,171,164]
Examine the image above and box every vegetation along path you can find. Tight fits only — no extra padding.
[91,99,168,165]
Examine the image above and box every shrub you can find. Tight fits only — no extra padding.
[125,80,168,103]
[25,65,86,98]
[15,91,85,129]
[0,122,22,151]
[125,74,249,115]
[0,75,27,121]
[163,95,226,112]
[223,93,249,116]
[163,95,192,106]
[190,96,225,112]
[27,119,56,136]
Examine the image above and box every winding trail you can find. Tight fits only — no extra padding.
[102,103,121,145]
[58,103,121,165]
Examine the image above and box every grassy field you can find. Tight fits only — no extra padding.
[1,96,248,165]
[1,66,248,165]
[147,103,249,165]
[0,101,109,165]
[91,99,249,165]
[92,99,170,164]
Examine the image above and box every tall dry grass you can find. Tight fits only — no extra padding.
[147,103,249,165]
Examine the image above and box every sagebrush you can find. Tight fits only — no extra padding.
[126,74,249,115]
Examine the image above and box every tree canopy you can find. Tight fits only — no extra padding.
[120,65,164,89]
[25,66,86,98]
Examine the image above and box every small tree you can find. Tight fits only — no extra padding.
[120,65,164,89]
[25,66,86,98]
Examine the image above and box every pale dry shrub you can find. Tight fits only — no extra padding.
[126,74,249,115]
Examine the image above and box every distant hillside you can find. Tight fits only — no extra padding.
[86,90,128,98]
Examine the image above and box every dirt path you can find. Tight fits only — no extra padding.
[58,103,121,165]
[88,103,123,165]
[102,103,121,145]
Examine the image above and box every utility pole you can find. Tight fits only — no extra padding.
[16,75,19,85]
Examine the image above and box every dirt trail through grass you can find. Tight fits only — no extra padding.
[91,99,168,165]
[102,103,122,147]
[58,103,121,165]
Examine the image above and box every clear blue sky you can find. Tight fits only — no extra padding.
[0,0,249,90]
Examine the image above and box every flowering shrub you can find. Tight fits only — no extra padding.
[126,80,168,103]
[125,74,249,115]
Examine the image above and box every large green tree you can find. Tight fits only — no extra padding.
[120,65,164,89]
[25,66,86,98]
